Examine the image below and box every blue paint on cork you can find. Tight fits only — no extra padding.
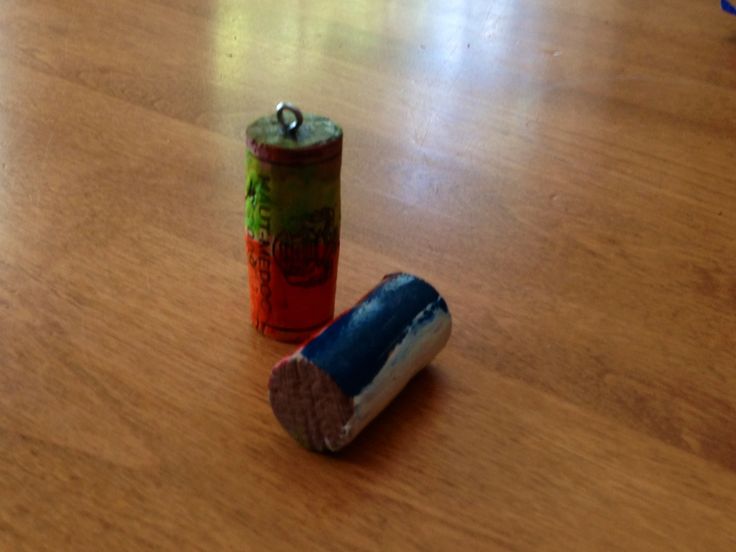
[300,273,449,397]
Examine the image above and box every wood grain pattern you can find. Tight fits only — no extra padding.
[1,0,735,549]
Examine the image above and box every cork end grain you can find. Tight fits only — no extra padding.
[268,356,354,452]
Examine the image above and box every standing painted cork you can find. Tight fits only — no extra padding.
[245,103,342,342]
[269,273,452,452]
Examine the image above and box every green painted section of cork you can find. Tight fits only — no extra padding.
[244,153,340,239]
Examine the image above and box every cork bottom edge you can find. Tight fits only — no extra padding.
[253,319,332,343]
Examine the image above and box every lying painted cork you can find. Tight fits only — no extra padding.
[268,273,452,452]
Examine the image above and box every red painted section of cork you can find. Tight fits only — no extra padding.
[246,137,342,167]
[268,356,354,452]
[245,234,338,343]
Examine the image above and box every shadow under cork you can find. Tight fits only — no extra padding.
[329,365,445,467]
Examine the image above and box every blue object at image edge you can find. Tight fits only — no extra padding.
[724,0,736,15]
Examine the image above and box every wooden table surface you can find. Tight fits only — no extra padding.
[2,0,735,549]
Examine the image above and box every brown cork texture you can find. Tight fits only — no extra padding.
[268,356,354,452]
